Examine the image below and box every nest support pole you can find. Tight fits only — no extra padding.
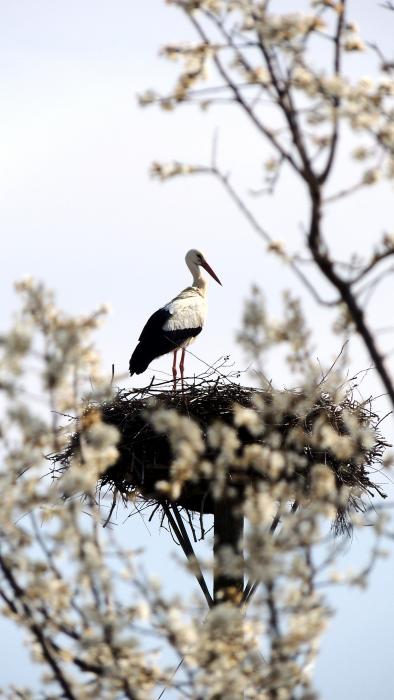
[213,495,244,605]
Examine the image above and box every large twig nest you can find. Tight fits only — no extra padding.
[51,374,388,534]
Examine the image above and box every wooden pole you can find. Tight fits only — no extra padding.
[213,495,244,605]
[213,495,245,700]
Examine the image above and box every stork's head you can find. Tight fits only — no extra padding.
[185,249,222,286]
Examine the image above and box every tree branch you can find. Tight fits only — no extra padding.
[0,555,77,700]
[318,1,346,183]
[209,166,339,307]
[187,12,304,176]
[307,197,394,408]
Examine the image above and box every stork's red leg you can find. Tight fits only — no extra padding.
[172,350,178,391]
[179,348,186,393]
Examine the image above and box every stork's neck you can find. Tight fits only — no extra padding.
[189,262,208,294]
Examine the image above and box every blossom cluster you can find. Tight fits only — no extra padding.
[150,160,200,180]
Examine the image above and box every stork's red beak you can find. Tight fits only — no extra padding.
[201,258,222,286]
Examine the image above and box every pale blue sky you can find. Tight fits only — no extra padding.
[1,1,394,697]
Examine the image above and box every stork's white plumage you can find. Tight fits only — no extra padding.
[129,249,222,385]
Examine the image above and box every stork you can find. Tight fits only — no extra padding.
[129,249,222,387]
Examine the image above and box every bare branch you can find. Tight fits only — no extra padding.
[187,12,304,176]
[324,179,366,204]
[209,166,339,307]
[308,197,394,408]
[318,1,346,183]
[351,249,394,285]
[256,28,316,185]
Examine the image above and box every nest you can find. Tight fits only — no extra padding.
[52,374,388,534]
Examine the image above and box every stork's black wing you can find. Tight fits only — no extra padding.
[138,307,171,342]
[129,306,202,376]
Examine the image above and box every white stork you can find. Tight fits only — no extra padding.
[129,249,222,385]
